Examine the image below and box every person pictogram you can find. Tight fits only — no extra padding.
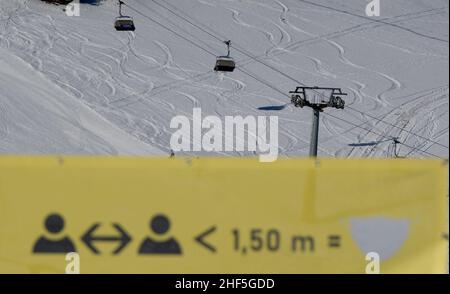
[138,214,182,255]
[33,213,76,254]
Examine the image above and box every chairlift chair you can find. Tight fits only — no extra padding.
[214,40,235,72]
[115,16,135,31]
[114,1,135,31]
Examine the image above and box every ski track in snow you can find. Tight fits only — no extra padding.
[0,0,448,158]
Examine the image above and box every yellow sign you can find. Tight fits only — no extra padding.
[0,157,447,273]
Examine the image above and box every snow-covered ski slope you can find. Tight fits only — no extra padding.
[0,47,165,154]
[0,0,448,157]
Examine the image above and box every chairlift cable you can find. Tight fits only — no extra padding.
[345,106,448,150]
[147,0,449,153]
[123,2,446,158]
[322,112,442,158]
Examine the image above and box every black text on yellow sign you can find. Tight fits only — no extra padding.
[0,157,447,273]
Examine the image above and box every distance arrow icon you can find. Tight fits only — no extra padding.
[81,223,132,255]
[195,226,217,253]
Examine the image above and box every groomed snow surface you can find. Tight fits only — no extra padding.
[0,0,448,158]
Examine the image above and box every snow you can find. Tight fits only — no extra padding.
[0,0,448,158]
[0,46,165,155]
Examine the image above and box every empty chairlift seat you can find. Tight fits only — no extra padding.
[214,40,235,73]
[214,56,235,72]
[114,1,135,31]
[115,16,135,31]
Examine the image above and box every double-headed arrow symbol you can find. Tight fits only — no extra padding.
[81,223,132,255]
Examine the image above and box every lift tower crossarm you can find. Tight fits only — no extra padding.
[290,86,347,157]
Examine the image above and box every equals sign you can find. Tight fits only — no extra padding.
[328,235,341,248]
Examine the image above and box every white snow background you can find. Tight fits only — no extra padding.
[0,0,448,157]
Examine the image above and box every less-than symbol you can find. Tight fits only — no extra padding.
[81,223,132,255]
[195,226,217,253]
